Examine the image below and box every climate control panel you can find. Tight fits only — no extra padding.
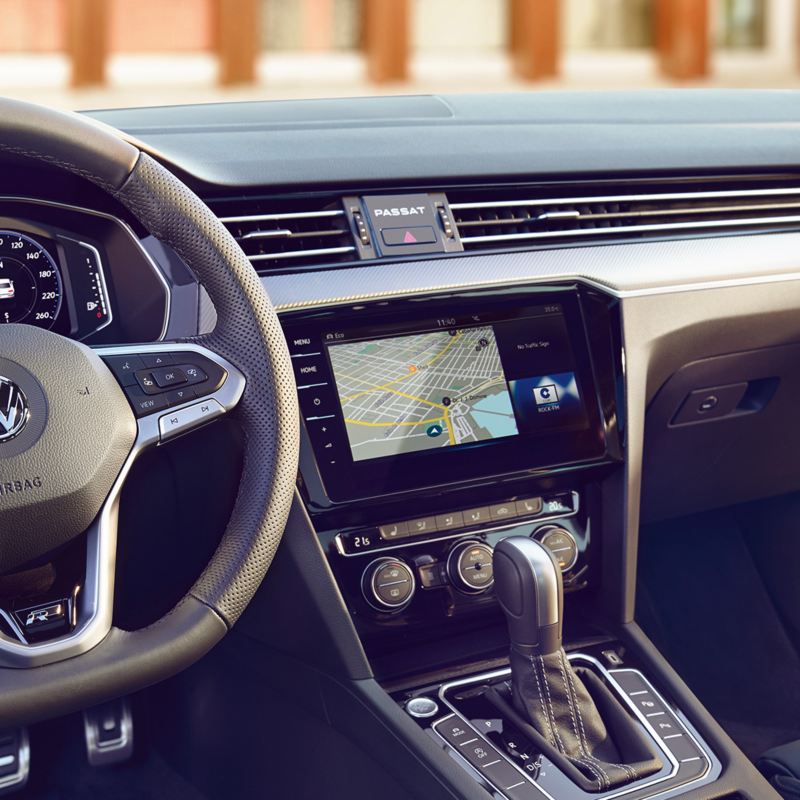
[328,490,591,627]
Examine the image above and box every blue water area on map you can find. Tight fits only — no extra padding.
[470,392,519,439]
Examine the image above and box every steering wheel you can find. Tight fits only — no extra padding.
[0,99,299,724]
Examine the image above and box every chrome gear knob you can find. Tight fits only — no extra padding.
[493,536,563,656]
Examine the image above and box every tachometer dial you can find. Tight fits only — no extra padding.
[0,232,62,329]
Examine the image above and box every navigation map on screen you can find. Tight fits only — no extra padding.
[327,326,519,461]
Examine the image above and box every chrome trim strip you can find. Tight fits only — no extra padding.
[448,186,800,210]
[248,245,356,262]
[0,196,171,341]
[333,492,580,558]
[219,209,345,223]
[0,343,245,668]
[459,213,800,244]
[434,654,717,800]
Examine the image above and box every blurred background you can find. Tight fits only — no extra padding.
[0,0,795,110]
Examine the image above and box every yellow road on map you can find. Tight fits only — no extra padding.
[343,332,462,443]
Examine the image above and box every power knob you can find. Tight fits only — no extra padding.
[447,540,494,594]
[361,557,416,612]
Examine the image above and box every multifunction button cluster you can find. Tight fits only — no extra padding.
[103,351,227,417]
[336,492,576,555]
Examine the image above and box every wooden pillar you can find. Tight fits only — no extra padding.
[508,0,560,81]
[655,0,710,80]
[302,0,334,51]
[363,0,409,83]
[67,0,109,87]
[215,0,259,85]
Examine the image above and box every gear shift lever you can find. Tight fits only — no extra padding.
[493,536,563,656]
[490,535,662,792]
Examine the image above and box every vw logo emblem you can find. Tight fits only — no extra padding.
[0,377,28,442]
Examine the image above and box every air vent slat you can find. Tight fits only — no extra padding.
[449,186,800,251]
[248,246,357,262]
[211,198,357,273]
[240,229,293,240]
[460,214,800,244]
[447,186,800,211]
[218,210,345,223]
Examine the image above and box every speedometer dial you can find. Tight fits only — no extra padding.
[0,232,62,329]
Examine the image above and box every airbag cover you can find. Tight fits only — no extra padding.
[0,325,135,572]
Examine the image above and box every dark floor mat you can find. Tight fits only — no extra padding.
[18,713,207,800]
[637,507,800,760]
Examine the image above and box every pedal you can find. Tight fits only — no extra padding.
[83,698,133,766]
[0,728,29,794]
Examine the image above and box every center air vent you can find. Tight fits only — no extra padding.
[448,186,800,251]
[211,197,357,273]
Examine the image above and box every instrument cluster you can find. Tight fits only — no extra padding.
[0,229,111,339]
[0,198,170,345]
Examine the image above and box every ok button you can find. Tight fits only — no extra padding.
[152,366,187,388]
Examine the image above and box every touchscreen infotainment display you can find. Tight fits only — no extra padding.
[282,286,611,502]
[327,304,589,464]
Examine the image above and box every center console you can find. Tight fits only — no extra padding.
[279,282,725,799]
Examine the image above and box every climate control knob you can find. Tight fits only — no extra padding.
[535,526,578,572]
[447,540,494,594]
[361,558,416,612]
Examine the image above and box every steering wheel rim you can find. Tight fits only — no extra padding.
[0,99,299,724]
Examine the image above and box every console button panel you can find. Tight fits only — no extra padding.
[337,491,577,555]
[400,648,719,800]
[612,671,709,782]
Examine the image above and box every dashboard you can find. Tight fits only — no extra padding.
[3,92,797,657]
[0,90,793,800]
